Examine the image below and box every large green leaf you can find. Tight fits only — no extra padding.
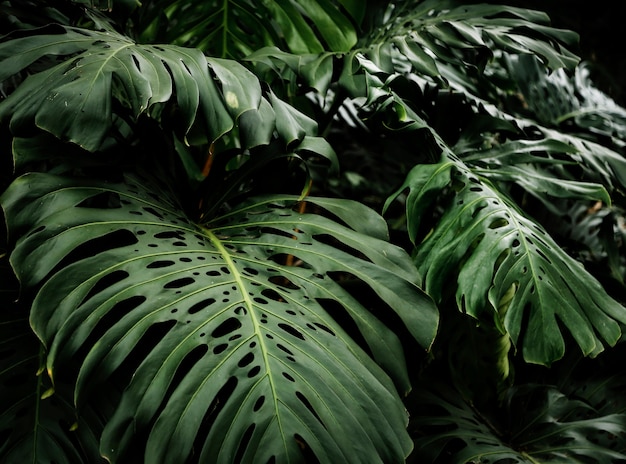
[247,1,579,102]
[0,24,331,157]
[1,170,438,463]
[135,0,357,58]
[386,149,626,365]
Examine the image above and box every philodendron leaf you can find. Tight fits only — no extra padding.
[388,153,626,365]
[0,25,282,152]
[136,0,357,58]
[1,171,437,463]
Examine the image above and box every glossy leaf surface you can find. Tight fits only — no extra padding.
[1,170,438,463]
[389,152,626,365]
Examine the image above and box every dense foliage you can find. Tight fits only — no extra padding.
[1,1,625,462]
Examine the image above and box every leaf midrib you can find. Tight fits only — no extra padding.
[206,227,290,454]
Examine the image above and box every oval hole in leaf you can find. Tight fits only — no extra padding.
[147,260,176,269]
[77,191,121,208]
[269,275,300,290]
[115,318,176,374]
[154,231,185,240]
[489,218,509,229]
[213,343,228,354]
[142,206,164,219]
[212,318,242,338]
[253,395,265,412]
[261,288,284,302]
[164,277,195,289]
[277,323,305,341]
[276,344,294,356]
[312,323,335,336]
[188,298,216,315]
[238,352,254,368]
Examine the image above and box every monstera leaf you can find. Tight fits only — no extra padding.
[386,146,626,365]
[0,22,334,160]
[246,1,578,101]
[135,0,358,57]
[1,169,437,463]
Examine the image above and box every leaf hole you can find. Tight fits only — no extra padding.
[278,323,305,341]
[188,298,216,314]
[312,323,335,336]
[164,277,195,289]
[55,229,137,270]
[253,396,265,412]
[213,343,228,354]
[233,423,256,464]
[77,191,121,208]
[190,376,238,454]
[238,352,255,368]
[276,344,294,356]
[81,270,129,305]
[489,218,509,229]
[212,317,242,338]
[535,248,552,264]
[296,392,325,428]
[269,276,300,290]
[142,206,164,219]
[147,260,176,269]
[262,288,284,302]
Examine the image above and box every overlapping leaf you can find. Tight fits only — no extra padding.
[0,24,335,160]
[0,307,105,463]
[387,148,626,365]
[1,170,438,463]
[412,380,626,463]
[247,1,578,100]
[135,0,358,58]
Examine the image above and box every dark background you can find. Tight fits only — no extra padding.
[508,0,626,106]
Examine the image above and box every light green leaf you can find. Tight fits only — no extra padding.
[1,170,438,463]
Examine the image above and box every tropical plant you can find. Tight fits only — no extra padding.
[1,0,625,463]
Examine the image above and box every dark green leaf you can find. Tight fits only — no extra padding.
[1,170,438,463]
[389,153,626,365]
